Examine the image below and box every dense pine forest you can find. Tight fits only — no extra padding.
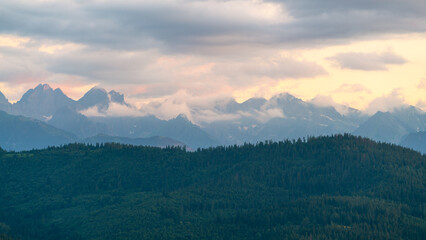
[0,134,424,239]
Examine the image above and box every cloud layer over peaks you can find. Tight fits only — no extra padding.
[2,0,426,52]
[0,0,425,108]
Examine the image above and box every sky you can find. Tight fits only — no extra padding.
[1,0,426,114]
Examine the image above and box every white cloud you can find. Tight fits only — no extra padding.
[139,90,194,121]
[253,107,285,122]
[136,90,286,125]
[0,0,425,112]
[418,78,426,89]
[332,84,371,94]
[80,102,144,117]
[190,109,240,124]
[310,94,356,115]
[365,89,407,114]
[416,100,426,111]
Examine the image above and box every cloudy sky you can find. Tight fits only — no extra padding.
[1,0,426,112]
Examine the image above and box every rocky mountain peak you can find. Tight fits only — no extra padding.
[0,91,9,104]
[109,90,126,105]
[34,83,53,92]
[175,113,190,122]
[77,87,128,111]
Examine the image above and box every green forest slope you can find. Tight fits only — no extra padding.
[0,134,424,239]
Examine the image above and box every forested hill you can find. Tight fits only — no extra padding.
[0,135,424,239]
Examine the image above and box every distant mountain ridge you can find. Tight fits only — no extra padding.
[400,131,426,154]
[77,87,129,111]
[0,90,11,112]
[201,93,367,145]
[353,107,426,144]
[12,84,76,120]
[89,114,220,149]
[48,107,107,139]
[0,110,188,151]
[353,111,411,144]
[1,84,426,152]
[0,110,77,151]
[1,84,130,121]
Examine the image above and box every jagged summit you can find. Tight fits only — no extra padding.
[0,84,130,120]
[31,83,66,95]
[80,87,108,98]
[241,97,267,105]
[240,97,267,111]
[18,83,71,103]
[20,84,50,102]
[77,87,128,111]
[37,83,52,91]
[12,83,75,120]
[90,87,108,94]
[0,91,11,112]
[175,113,190,122]
[269,92,301,102]
[109,90,127,105]
[77,87,110,110]
[211,98,239,113]
[353,111,411,144]
[392,105,424,115]
[0,91,9,104]
[264,93,305,111]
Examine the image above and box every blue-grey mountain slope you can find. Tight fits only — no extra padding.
[352,106,426,144]
[0,91,11,112]
[0,110,190,151]
[0,110,77,151]
[3,84,130,122]
[391,106,426,132]
[158,114,219,148]
[3,84,426,150]
[77,87,129,111]
[89,114,219,149]
[400,131,426,154]
[202,93,366,144]
[48,107,107,139]
[11,84,76,121]
[353,111,411,144]
[258,93,364,141]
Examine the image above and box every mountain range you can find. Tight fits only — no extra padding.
[0,84,130,121]
[0,110,76,151]
[0,84,425,152]
[0,110,187,151]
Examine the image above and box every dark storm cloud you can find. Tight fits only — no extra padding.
[0,0,285,52]
[1,0,425,53]
[269,0,426,46]
[270,0,426,16]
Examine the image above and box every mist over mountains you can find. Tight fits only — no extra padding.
[0,84,425,153]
